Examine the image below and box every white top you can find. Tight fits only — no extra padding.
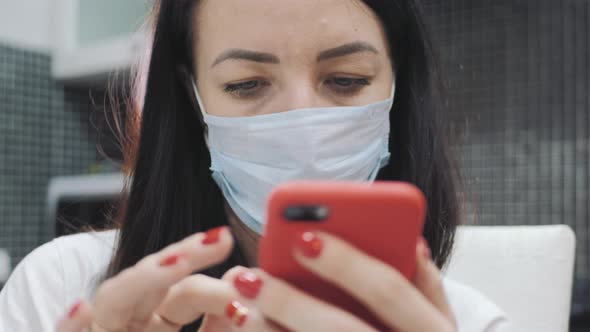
[0,230,511,331]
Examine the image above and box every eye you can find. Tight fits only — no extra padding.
[224,79,270,98]
[324,77,371,96]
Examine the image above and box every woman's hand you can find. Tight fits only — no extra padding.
[223,232,457,332]
[57,229,456,332]
[55,226,248,332]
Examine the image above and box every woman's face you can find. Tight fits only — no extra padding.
[192,0,394,117]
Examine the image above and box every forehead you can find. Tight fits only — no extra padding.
[194,0,389,62]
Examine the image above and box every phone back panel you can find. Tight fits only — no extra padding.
[258,181,426,330]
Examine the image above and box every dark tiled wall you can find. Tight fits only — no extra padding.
[423,0,589,313]
[0,44,99,268]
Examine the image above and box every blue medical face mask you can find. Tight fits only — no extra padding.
[192,80,395,234]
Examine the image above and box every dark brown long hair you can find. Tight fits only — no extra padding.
[101,1,462,330]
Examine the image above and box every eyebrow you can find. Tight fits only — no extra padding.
[317,41,379,62]
[211,49,280,67]
[211,41,379,68]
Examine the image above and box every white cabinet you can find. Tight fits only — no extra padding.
[52,0,151,85]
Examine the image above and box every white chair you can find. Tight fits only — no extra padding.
[444,225,576,332]
[0,249,10,285]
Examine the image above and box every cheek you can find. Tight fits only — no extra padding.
[200,89,236,117]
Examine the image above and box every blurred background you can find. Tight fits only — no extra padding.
[0,0,588,329]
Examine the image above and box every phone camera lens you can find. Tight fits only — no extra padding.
[283,205,329,222]
[314,206,329,220]
[284,206,306,220]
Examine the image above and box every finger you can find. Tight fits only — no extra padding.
[224,300,277,332]
[93,226,233,330]
[199,314,231,332]
[55,300,93,332]
[413,237,457,327]
[142,312,183,332]
[154,268,276,332]
[229,268,377,332]
[155,273,235,325]
[151,268,242,328]
[293,231,453,332]
[194,303,277,332]
[222,267,280,331]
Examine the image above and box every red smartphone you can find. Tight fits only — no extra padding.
[258,181,427,331]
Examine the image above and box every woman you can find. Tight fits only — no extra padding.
[0,0,510,331]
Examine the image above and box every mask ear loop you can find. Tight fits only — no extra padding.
[389,71,397,100]
[390,82,396,100]
[175,66,206,125]
[191,78,208,118]
[386,79,397,111]
[191,78,210,146]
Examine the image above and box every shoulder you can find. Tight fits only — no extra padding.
[53,229,118,298]
[0,229,118,330]
[442,277,511,332]
[52,230,118,273]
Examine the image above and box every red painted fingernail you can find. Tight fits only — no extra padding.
[67,300,81,318]
[226,300,249,327]
[419,237,431,260]
[233,271,263,299]
[295,232,323,258]
[202,226,226,245]
[160,254,183,266]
